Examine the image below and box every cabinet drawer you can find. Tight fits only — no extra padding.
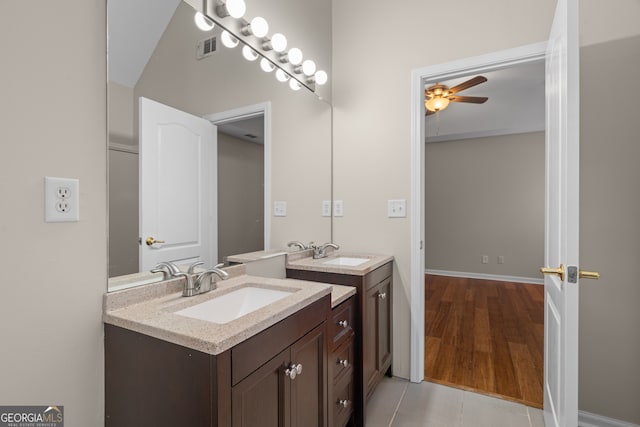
[331,339,354,385]
[330,297,354,350]
[332,376,353,427]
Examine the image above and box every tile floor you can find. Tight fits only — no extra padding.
[366,377,545,427]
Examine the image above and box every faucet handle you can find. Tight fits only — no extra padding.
[154,261,180,275]
[150,267,171,281]
[187,261,205,274]
[212,263,229,279]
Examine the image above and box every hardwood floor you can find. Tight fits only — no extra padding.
[424,274,544,408]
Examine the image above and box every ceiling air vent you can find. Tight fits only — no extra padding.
[196,36,217,60]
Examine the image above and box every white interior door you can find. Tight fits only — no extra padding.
[543,0,580,425]
[139,97,217,272]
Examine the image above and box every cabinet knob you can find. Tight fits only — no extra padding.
[337,358,349,368]
[285,363,303,380]
[337,320,349,328]
[378,292,387,300]
[338,399,350,408]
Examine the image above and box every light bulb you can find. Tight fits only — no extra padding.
[270,33,287,52]
[287,48,303,65]
[425,96,450,112]
[242,45,258,61]
[315,70,328,85]
[225,0,246,19]
[275,69,289,82]
[221,30,239,48]
[194,12,215,31]
[250,17,269,38]
[260,58,275,72]
[301,60,316,76]
[289,79,301,91]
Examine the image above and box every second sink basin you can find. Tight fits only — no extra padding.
[175,286,293,324]
[323,257,369,267]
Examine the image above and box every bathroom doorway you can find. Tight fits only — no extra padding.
[423,63,545,407]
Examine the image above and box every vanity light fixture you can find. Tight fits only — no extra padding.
[194,11,215,31]
[216,0,246,19]
[275,69,290,82]
[242,45,259,61]
[260,58,275,73]
[220,30,239,48]
[197,0,327,94]
[243,16,268,38]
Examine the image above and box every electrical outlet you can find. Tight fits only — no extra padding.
[322,200,331,217]
[498,256,505,264]
[333,200,344,217]
[481,255,489,264]
[388,199,407,217]
[45,177,79,222]
[273,201,287,217]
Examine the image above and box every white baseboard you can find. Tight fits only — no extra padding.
[579,410,640,427]
[425,269,543,285]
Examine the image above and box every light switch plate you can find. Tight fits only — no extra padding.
[322,200,331,217]
[333,200,344,217]
[387,199,406,218]
[45,176,79,222]
[273,201,287,217]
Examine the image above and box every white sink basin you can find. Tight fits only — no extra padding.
[175,286,293,324]
[323,257,369,267]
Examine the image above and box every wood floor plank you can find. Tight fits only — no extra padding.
[424,275,543,408]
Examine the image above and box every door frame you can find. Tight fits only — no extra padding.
[204,102,272,251]
[409,42,548,382]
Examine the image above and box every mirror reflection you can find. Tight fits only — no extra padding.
[107,0,332,290]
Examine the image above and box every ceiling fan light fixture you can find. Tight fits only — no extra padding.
[425,96,450,112]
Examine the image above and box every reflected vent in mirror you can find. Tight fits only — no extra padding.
[196,36,217,60]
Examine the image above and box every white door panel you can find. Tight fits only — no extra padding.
[139,97,217,272]
[543,0,580,425]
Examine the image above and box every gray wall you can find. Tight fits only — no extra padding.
[0,1,106,425]
[579,34,640,424]
[425,132,545,278]
[218,133,265,263]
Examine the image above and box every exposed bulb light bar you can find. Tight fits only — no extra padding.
[287,48,303,66]
[314,70,328,85]
[301,59,316,76]
[275,69,290,82]
[242,45,259,61]
[216,0,246,19]
[194,11,215,31]
[243,16,268,38]
[260,58,275,72]
[221,30,239,48]
[289,79,301,91]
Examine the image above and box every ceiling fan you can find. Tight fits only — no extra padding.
[425,75,488,115]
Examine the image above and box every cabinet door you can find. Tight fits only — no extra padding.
[290,323,326,427]
[232,348,290,427]
[377,278,392,373]
[364,285,380,395]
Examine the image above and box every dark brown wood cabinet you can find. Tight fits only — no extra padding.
[105,295,329,427]
[327,296,355,427]
[287,262,393,427]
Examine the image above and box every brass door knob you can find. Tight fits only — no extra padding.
[579,270,600,280]
[540,264,565,281]
[145,237,166,246]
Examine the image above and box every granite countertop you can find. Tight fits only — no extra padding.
[103,272,332,356]
[286,251,394,276]
[226,248,289,264]
[328,284,356,307]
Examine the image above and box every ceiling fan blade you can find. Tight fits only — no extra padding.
[448,76,487,94]
[425,109,435,116]
[448,95,488,104]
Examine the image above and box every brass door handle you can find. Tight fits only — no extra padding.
[540,264,565,281]
[145,237,166,246]
[579,270,600,280]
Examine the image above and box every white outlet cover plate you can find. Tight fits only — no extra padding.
[322,200,331,217]
[333,200,344,217]
[388,199,406,217]
[45,176,79,222]
[273,201,287,217]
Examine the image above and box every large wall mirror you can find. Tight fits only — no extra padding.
[107,0,332,290]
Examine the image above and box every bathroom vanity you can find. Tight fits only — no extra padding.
[286,253,394,427]
[103,266,356,427]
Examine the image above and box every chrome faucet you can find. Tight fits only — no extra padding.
[287,241,310,251]
[180,263,229,297]
[312,242,340,259]
[151,261,181,280]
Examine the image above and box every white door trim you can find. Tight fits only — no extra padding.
[204,102,272,251]
[409,42,548,382]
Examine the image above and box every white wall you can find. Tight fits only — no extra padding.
[0,1,106,425]
[425,132,544,278]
